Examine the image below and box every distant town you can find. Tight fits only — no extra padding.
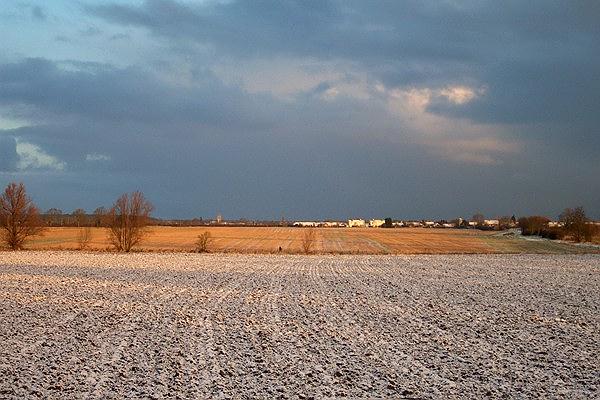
[40,209,597,232]
[293,217,507,229]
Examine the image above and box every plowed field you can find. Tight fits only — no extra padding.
[1,252,598,398]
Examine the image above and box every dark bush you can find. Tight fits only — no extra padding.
[518,216,550,236]
[539,227,565,240]
[560,206,597,243]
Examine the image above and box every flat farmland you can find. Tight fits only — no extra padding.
[25,227,593,254]
[0,252,598,398]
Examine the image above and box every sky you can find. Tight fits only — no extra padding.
[0,1,599,220]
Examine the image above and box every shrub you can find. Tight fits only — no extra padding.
[539,227,565,240]
[195,231,211,253]
[518,216,550,236]
[77,226,93,250]
[301,228,316,254]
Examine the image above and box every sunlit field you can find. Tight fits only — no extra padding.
[24,227,595,254]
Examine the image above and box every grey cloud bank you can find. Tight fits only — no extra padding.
[0,1,598,219]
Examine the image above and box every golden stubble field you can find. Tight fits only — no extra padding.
[22,226,594,254]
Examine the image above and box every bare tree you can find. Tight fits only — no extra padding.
[72,208,87,227]
[107,191,153,252]
[498,216,513,230]
[77,226,93,250]
[195,231,211,253]
[301,228,316,254]
[46,208,64,226]
[93,206,107,227]
[0,182,45,250]
[471,213,485,226]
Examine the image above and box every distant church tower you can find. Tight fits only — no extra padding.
[216,213,223,224]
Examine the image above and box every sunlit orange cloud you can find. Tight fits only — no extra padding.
[439,85,486,105]
[382,84,520,165]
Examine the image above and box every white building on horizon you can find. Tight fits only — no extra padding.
[369,219,385,228]
[348,219,366,228]
[483,219,499,227]
[293,221,318,227]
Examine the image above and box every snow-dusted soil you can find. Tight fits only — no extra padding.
[0,252,598,399]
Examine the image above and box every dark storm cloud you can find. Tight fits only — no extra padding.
[87,1,600,66]
[1,1,599,219]
[87,0,341,58]
[0,58,440,218]
[0,57,395,157]
[80,27,102,37]
[109,33,130,41]
[31,5,46,21]
[88,0,600,150]
[0,136,18,171]
[0,58,270,129]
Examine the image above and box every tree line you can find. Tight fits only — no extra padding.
[0,182,153,252]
